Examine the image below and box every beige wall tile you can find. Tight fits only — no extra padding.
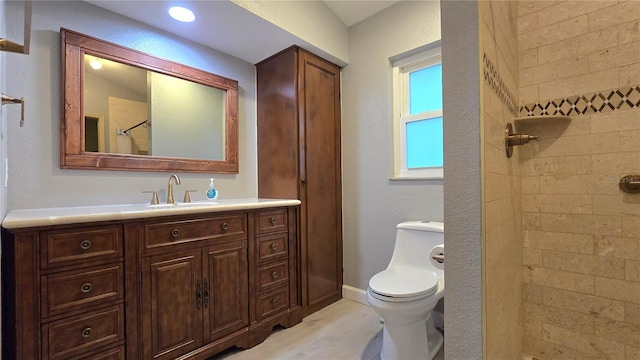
[525,338,611,360]
[541,213,622,237]
[626,259,640,282]
[590,42,640,72]
[522,194,592,214]
[546,305,595,334]
[543,286,624,321]
[534,132,620,158]
[522,176,540,194]
[623,220,640,239]
[591,108,640,133]
[524,247,543,266]
[485,172,517,203]
[592,152,640,176]
[519,84,539,105]
[519,11,538,34]
[619,129,640,152]
[521,56,589,87]
[621,62,640,87]
[589,1,640,32]
[595,277,640,304]
[525,230,594,254]
[520,155,593,176]
[619,20,640,45]
[595,317,640,347]
[540,174,618,195]
[539,68,619,101]
[524,283,544,304]
[543,323,625,358]
[625,302,640,326]
[595,235,640,259]
[520,48,538,70]
[537,1,616,29]
[518,1,563,17]
[522,212,541,231]
[626,344,640,360]
[592,195,640,216]
[543,250,625,279]
[530,266,594,294]
[537,29,617,65]
[520,15,588,51]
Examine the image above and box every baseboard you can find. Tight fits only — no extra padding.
[342,285,369,306]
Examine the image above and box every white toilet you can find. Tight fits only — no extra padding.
[367,221,444,360]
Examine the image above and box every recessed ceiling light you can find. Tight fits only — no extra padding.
[168,6,195,23]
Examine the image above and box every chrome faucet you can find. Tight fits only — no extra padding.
[167,174,181,204]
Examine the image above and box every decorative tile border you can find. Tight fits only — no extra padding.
[519,86,640,117]
[482,53,518,116]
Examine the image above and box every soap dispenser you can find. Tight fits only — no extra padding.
[206,178,219,200]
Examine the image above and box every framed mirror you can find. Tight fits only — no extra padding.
[60,28,239,173]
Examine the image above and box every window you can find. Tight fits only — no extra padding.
[392,47,443,179]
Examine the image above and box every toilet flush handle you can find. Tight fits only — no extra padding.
[432,253,444,264]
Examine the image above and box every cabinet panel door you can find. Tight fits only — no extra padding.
[299,51,343,310]
[202,241,249,342]
[142,250,202,360]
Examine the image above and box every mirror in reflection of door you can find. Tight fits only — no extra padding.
[83,54,226,160]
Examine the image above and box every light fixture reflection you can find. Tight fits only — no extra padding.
[168,6,195,22]
[89,58,102,70]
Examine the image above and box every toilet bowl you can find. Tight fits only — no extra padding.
[367,221,444,360]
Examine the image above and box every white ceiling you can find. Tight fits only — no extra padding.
[86,0,400,65]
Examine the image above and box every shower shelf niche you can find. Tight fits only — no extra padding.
[513,115,572,124]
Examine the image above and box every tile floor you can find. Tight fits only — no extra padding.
[214,298,445,360]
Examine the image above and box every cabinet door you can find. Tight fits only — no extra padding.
[298,50,343,313]
[202,241,249,342]
[142,249,202,360]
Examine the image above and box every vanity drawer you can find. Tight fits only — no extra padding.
[257,209,288,234]
[144,214,246,250]
[71,345,125,360]
[41,263,124,318]
[41,226,123,269]
[42,304,124,360]
[256,287,289,321]
[257,261,289,293]
[257,233,288,263]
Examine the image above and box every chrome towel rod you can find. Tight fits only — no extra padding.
[2,94,25,127]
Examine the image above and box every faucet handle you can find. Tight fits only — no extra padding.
[142,191,159,205]
[184,190,197,203]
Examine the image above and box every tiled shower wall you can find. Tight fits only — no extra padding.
[518,1,640,359]
[480,1,523,358]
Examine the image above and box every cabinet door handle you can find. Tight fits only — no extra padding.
[80,283,93,293]
[270,243,278,252]
[80,240,92,250]
[203,279,210,308]
[270,217,277,225]
[81,327,93,338]
[196,280,202,309]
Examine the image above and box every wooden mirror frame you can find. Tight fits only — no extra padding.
[60,28,239,173]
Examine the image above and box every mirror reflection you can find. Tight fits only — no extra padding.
[83,55,226,161]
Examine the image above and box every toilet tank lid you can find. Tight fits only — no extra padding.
[397,221,444,233]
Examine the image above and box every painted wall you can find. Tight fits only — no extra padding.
[4,1,257,209]
[441,1,483,359]
[480,1,523,358]
[0,0,6,351]
[518,1,640,358]
[341,0,443,292]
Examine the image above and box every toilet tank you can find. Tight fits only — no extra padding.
[388,221,444,276]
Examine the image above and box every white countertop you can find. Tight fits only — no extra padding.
[2,198,301,229]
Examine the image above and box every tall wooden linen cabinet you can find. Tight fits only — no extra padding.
[256,46,343,316]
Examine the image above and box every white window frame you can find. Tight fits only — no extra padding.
[392,47,443,180]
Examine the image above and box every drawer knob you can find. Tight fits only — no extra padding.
[80,240,92,250]
[80,283,93,293]
[270,217,277,225]
[270,243,278,251]
[81,327,93,338]
[271,271,277,279]
[221,223,229,230]
[271,298,278,306]
[172,229,180,238]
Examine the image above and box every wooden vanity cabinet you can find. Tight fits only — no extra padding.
[2,205,300,360]
[257,46,343,316]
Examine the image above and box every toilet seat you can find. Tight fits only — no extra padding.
[368,266,438,302]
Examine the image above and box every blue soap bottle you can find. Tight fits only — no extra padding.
[206,178,218,200]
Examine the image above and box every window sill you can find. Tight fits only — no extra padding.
[389,176,443,181]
